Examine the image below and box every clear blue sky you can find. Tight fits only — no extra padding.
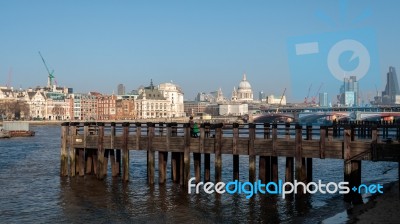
[1,0,399,103]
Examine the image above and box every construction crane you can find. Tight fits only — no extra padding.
[276,88,286,113]
[304,84,312,104]
[38,51,55,88]
[6,67,12,88]
[311,83,323,104]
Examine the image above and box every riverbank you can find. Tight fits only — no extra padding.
[347,181,400,223]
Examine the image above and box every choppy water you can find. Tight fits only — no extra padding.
[0,125,398,223]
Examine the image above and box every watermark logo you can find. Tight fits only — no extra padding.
[286,1,380,103]
[188,178,383,199]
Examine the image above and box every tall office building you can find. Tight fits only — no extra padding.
[117,84,125,95]
[339,76,358,106]
[382,66,400,104]
[258,91,265,101]
[319,92,328,107]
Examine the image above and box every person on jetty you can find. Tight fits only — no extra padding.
[193,122,199,138]
[189,116,199,137]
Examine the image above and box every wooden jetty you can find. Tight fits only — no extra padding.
[60,121,400,204]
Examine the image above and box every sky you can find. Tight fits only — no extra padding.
[1,0,400,103]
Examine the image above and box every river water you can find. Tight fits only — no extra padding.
[0,125,398,223]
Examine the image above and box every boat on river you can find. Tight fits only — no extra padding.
[2,121,35,137]
[0,128,11,138]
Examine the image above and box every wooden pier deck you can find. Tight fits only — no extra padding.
[60,121,400,204]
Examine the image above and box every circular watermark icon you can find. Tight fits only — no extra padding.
[327,39,370,81]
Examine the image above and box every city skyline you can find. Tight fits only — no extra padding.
[1,1,400,102]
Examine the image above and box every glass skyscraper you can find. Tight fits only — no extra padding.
[382,66,400,104]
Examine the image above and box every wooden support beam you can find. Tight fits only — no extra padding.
[97,123,106,179]
[249,123,256,183]
[263,123,271,183]
[306,125,313,183]
[320,126,326,159]
[170,123,179,182]
[183,123,191,186]
[215,123,223,183]
[110,122,117,177]
[159,123,167,184]
[271,123,278,185]
[193,153,201,183]
[60,122,69,176]
[285,123,294,188]
[122,122,130,182]
[233,123,239,181]
[147,122,155,185]
[85,149,93,174]
[295,124,305,195]
[78,148,85,176]
[69,123,77,177]
[343,126,352,202]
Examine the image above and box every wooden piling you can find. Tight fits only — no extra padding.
[285,123,294,185]
[183,123,191,186]
[233,123,239,181]
[147,122,155,185]
[85,149,93,174]
[193,153,201,183]
[343,126,352,202]
[110,122,117,177]
[204,123,211,182]
[306,125,313,183]
[271,123,278,184]
[215,123,223,183]
[60,123,69,176]
[122,122,130,182]
[295,124,305,195]
[320,126,326,159]
[97,122,106,179]
[159,123,168,184]
[69,123,77,176]
[263,123,271,182]
[170,123,180,183]
[249,123,256,183]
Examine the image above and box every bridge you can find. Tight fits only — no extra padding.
[254,107,400,124]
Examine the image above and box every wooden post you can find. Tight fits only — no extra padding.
[97,122,106,179]
[193,123,203,183]
[262,123,271,183]
[249,123,256,183]
[122,122,130,182]
[78,148,85,176]
[183,123,191,186]
[204,123,211,182]
[371,125,378,161]
[271,123,278,185]
[343,126,352,202]
[159,123,167,184]
[69,123,77,177]
[351,160,362,204]
[85,149,93,174]
[79,122,89,176]
[306,125,313,183]
[147,122,155,185]
[170,123,180,183]
[193,153,201,183]
[295,124,305,195]
[215,123,223,183]
[320,126,326,159]
[233,123,239,181]
[285,123,294,186]
[60,122,69,176]
[110,122,117,177]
